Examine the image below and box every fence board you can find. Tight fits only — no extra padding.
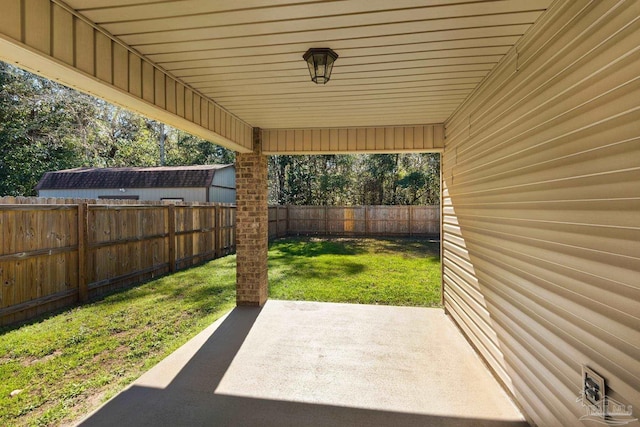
[279,205,439,237]
[0,197,237,325]
[1,197,436,325]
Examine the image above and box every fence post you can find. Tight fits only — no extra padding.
[282,207,287,237]
[77,203,89,302]
[324,206,328,235]
[286,205,290,236]
[218,206,224,256]
[168,204,176,273]
[213,205,219,258]
[364,206,369,236]
[408,206,413,237]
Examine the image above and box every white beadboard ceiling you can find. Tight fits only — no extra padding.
[62,0,552,129]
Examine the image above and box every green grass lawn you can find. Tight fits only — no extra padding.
[0,256,237,427]
[0,237,440,426]
[269,237,441,306]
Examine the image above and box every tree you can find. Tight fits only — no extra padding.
[267,153,440,206]
[166,128,235,166]
[0,63,82,195]
[398,171,427,204]
[396,153,440,205]
[1,61,439,203]
[0,61,235,196]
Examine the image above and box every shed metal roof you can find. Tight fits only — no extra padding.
[35,165,234,190]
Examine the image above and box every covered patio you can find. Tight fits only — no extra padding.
[78,300,526,427]
[0,1,638,426]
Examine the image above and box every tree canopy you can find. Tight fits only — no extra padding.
[0,62,234,196]
[268,153,439,206]
[1,61,439,204]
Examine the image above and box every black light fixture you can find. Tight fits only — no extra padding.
[303,48,338,84]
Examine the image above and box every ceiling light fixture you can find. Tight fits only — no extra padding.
[303,48,338,84]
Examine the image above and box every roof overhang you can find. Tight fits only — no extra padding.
[0,0,553,153]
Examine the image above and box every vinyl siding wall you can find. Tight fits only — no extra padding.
[261,124,445,154]
[442,1,640,426]
[210,167,236,204]
[211,166,236,189]
[38,188,207,202]
[209,187,235,204]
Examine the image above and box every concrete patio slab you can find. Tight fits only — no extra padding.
[78,300,527,427]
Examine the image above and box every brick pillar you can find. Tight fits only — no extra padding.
[235,128,268,306]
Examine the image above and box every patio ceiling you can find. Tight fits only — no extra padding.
[61,0,552,129]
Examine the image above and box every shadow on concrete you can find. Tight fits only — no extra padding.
[79,306,528,427]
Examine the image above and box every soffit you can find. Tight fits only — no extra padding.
[62,0,553,129]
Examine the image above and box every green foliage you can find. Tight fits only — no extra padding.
[0,61,234,196]
[0,63,83,195]
[166,128,235,166]
[268,153,440,206]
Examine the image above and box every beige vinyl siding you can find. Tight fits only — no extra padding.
[442,1,640,426]
[59,0,550,128]
[262,124,444,154]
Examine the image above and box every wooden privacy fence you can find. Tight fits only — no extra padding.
[0,197,235,326]
[269,205,440,237]
[268,206,289,239]
[1,198,438,325]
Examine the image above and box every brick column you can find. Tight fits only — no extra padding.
[235,128,268,306]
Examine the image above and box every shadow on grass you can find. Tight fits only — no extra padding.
[268,236,442,307]
[270,236,440,260]
[2,237,439,335]
[271,259,366,281]
[0,305,85,335]
[269,238,366,258]
[363,237,440,259]
[102,259,237,311]
[1,257,237,336]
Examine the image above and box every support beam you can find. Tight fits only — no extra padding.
[261,124,445,154]
[235,128,269,306]
[0,0,253,153]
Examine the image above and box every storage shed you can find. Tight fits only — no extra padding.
[36,164,235,203]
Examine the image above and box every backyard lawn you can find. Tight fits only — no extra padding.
[0,237,440,426]
[269,237,441,306]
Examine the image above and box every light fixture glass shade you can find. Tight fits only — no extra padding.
[303,48,338,84]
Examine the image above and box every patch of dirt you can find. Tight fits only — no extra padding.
[91,344,128,364]
[22,350,62,366]
[0,356,15,364]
